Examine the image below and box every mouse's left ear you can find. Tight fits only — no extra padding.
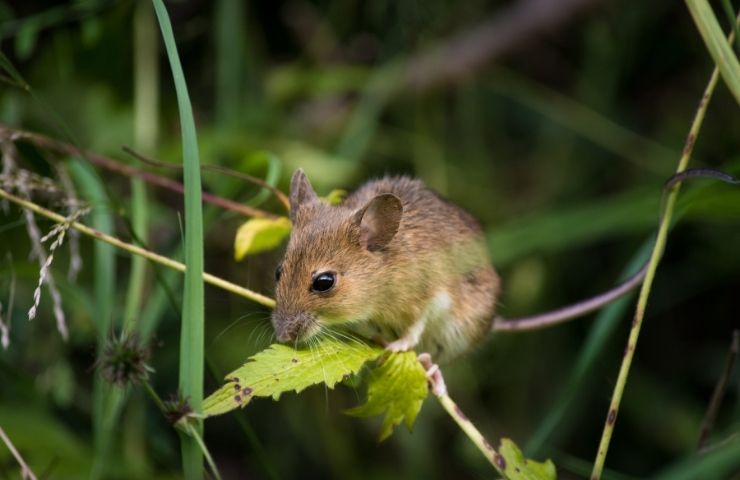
[353,193,403,251]
[289,168,318,220]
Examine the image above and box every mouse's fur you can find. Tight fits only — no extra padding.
[273,169,499,363]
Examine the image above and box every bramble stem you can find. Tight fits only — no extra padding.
[0,124,275,219]
[0,187,275,309]
[436,393,505,474]
[590,46,723,480]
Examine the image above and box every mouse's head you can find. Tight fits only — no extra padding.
[272,169,402,343]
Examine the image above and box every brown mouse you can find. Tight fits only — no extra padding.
[273,167,740,367]
[272,169,500,364]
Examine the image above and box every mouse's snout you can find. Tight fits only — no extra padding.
[272,310,315,343]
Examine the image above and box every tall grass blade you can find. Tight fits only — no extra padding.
[68,160,116,479]
[152,1,206,478]
[685,0,740,105]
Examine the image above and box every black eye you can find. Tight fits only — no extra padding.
[311,272,336,292]
[275,264,283,282]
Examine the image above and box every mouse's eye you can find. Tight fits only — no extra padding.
[275,264,283,282]
[311,272,336,292]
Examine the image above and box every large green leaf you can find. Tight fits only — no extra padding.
[204,338,383,417]
[345,351,429,441]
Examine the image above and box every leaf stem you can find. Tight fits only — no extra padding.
[0,186,275,308]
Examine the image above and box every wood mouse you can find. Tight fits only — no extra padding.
[273,169,500,364]
[271,167,739,367]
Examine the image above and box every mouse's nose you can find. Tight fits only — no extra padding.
[272,311,313,343]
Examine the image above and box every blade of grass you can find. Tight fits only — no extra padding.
[685,1,740,105]
[720,0,740,53]
[152,1,206,478]
[68,159,116,479]
[123,0,158,334]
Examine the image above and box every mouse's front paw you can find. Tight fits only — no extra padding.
[385,337,415,352]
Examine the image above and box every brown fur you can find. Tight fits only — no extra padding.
[272,170,500,363]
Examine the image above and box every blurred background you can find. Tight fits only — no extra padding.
[1,0,739,478]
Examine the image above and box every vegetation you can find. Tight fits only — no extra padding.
[0,1,739,479]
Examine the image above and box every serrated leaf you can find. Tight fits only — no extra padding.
[498,438,557,480]
[322,189,347,205]
[345,351,429,441]
[234,216,291,261]
[203,338,383,417]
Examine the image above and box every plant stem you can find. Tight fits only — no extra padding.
[436,393,505,475]
[0,124,275,219]
[187,423,224,480]
[590,55,722,480]
[696,330,739,450]
[0,186,275,308]
[0,425,38,480]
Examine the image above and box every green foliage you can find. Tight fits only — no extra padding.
[204,338,383,417]
[685,0,740,104]
[233,216,292,261]
[345,351,428,441]
[498,438,557,480]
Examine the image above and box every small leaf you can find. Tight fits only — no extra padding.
[323,189,347,205]
[498,438,557,480]
[345,351,429,441]
[203,338,383,417]
[234,216,291,261]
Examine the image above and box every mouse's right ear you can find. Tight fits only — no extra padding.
[353,193,403,252]
[289,168,318,220]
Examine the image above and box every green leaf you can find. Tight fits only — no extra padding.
[345,351,429,441]
[233,216,292,261]
[498,438,557,480]
[322,189,347,205]
[203,338,383,417]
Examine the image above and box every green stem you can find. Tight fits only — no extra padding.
[435,390,505,475]
[187,423,224,480]
[589,53,722,480]
[0,186,275,308]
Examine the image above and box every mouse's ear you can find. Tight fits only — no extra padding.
[353,193,403,251]
[289,168,318,220]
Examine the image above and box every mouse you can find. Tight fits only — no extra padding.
[271,166,740,368]
[272,169,500,364]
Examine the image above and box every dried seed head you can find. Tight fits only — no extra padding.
[98,333,153,387]
[163,393,193,426]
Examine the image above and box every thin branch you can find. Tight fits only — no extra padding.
[0,124,276,219]
[0,425,38,480]
[697,330,739,451]
[121,145,291,211]
[0,186,276,309]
